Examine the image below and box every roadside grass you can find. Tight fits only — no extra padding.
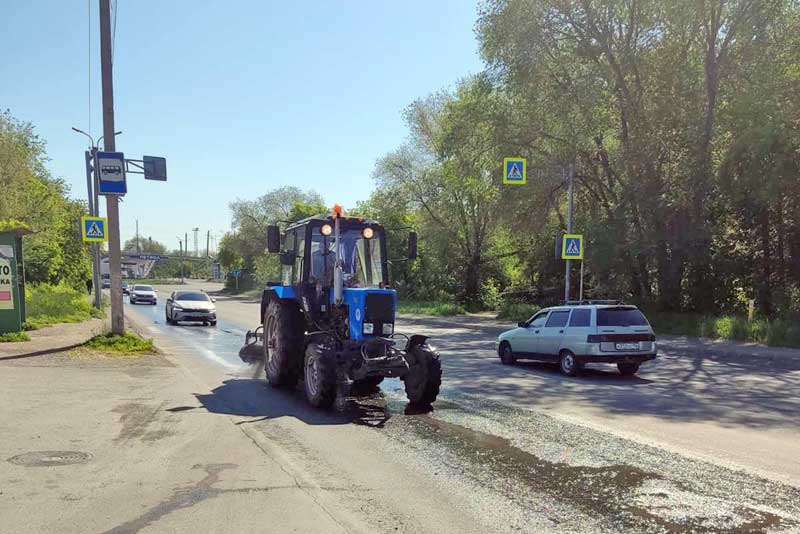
[0,331,30,343]
[643,312,800,348]
[84,332,155,353]
[397,300,466,316]
[496,301,541,322]
[24,283,104,330]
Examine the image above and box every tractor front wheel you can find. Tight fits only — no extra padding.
[304,340,337,408]
[263,299,304,387]
[403,344,442,406]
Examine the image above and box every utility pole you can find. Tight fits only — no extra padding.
[206,230,210,258]
[564,163,574,302]
[135,219,140,252]
[178,238,184,283]
[192,227,199,257]
[99,0,124,334]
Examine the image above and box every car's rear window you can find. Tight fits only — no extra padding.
[597,307,649,327]
[134,285,153,291]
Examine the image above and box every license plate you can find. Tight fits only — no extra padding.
[615,342,639,351]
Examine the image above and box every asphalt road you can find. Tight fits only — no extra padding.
[121,281,800,533]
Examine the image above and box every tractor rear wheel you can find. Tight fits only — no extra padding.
[263,299,304,387]
[403,344,442,406]
[304,340,337,408]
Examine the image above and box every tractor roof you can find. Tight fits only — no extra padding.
[285,214,381,230]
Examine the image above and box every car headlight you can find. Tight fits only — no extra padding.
[173,306,183,311]
[363,322,374,334]
[382,323,393,335]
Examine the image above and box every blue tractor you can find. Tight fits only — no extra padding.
[239,208,441,408]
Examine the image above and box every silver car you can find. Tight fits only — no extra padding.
[129,284,157,305]
[496,303,656,376]
[165,290,217,326]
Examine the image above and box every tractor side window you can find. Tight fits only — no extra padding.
[294,229,305,284]
[282,230,295,286]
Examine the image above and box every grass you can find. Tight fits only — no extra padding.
[396,300,467,316]
[84,332,155,353]
[646,312,800,348]
[497,301,541,322]
[0,331,30,342]
[25,283,104,330]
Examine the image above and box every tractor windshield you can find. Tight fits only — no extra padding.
[309,227,384,288]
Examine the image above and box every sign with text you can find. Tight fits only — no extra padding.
[143,156,167,181]
[0,258,14,310]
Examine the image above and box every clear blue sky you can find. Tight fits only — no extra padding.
[2,1,483,252]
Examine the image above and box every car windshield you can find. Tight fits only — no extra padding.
[309,227,384,288]
[176,292,210,302]
[134,285,154,292]
[597,307,649,327]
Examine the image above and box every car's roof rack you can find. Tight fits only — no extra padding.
[562,299,626,306]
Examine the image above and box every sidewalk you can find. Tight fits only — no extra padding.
[0,317,108,361]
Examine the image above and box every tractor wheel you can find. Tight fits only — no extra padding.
[303,340,337,408]
[263,299,304,387]
[351,376,384,396]
[403,344,442,406]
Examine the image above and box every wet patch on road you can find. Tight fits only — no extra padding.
[112,402,171,443]
[377,391,800,533]
[7,450,92,467]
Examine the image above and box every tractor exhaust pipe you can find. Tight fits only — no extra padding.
[333,211,343,305]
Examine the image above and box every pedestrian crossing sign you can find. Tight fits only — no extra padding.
[503,157,527,185]
[562,234,584,260]
[81,216,108,243]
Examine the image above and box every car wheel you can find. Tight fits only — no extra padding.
[618,362,640,376]
[499,341,516,365]
[165,311,173,325]
[209,321,217,327]
[559,350,580,377]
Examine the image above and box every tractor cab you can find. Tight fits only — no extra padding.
[240,205,440,410]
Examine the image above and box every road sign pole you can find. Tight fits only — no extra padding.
[100,0,124,334]
[84,151,102,310]
[564,163,574,302]
[579,260,584,302]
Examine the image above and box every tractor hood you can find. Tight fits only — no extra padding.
[335,288,397,341]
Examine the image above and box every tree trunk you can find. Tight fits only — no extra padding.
[758,208,773,317]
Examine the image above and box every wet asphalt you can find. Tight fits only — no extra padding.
[123,288,800,534]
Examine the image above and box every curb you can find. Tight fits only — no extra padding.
[0,316,108,362]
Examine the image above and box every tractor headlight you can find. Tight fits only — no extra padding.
[382,323,394,335]
[321,223,332,236]
[362,227,374,239]
[363,322,374,334]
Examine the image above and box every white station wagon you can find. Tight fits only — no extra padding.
[496,302,657,376]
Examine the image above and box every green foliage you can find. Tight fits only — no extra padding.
[647,313,800,348]
[123,237,168,255]
[84,332,154,353]
[496,301,540,322]
[0,111,91,291]
[396,301,466,316]
[0,331,30,342]
[25,283,101,329]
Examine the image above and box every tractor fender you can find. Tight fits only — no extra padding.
[405,334,430,352]
[260,286,299,325]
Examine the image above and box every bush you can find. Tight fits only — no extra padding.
[25,283,102,328]
[648,312,800,348]
[0,331,30,342]
[497,300,540,322]
[84,332,154,353]
[396,300,466,316]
